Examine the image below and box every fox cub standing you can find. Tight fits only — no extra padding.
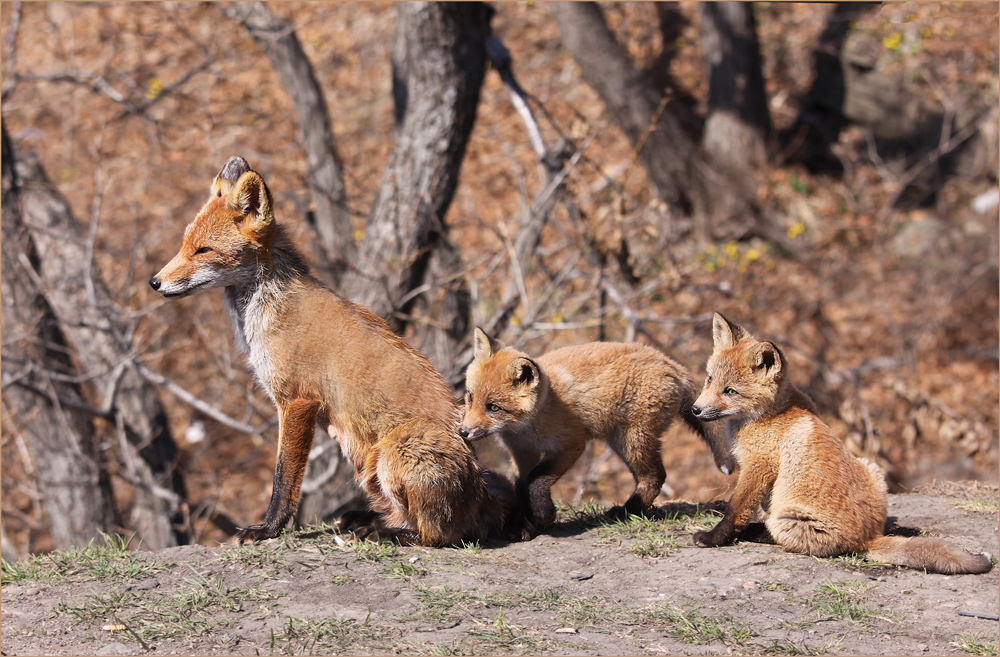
[151,156,513,546]
[691,313,992,574]
[461,328,735,536]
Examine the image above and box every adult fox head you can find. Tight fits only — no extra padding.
[459,327,543,441]
[692,313,787,423]
[149,156,276,298]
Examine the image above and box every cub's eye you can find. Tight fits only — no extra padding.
[486,403,502,413]
[194,246,212,255]
[705,375,712,387]
[465,392,473,405]
[723,387,738,396]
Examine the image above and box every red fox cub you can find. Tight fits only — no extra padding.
[460,327,735,536]
[150,156,514,546]
[691,313,992,574]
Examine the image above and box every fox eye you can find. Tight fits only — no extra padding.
[723,387,738,396]
[194,246,212,255]
[486,403,502,413]
[705,375,712,387]
[465,392,473,405]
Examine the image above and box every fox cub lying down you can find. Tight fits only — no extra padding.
[691,312,992,574]
[461,328,734,537]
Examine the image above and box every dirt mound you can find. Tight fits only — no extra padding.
[3,485,996,656]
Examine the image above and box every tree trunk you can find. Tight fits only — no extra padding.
[340,2,491,332]
[223,1,355,289]
[1,127,117,550]
[698,2,771,169]
[549,2,774,242]
[5,129,188,550]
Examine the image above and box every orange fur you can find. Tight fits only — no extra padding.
[151,157,513,546]
[691,312,992,575]
[461,328,731,537]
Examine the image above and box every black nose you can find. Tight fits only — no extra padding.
[149,276,161,291]
[458,427,469,438]
[691,405,702,417]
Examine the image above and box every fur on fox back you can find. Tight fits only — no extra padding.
[462,329,723,529]
[152,156,513,546]
[694,313,991,575]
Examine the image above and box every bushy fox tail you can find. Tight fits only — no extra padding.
[679,383,735,475]
[866,535,993,574]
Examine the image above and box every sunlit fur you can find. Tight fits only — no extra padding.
[462,327,718,535]
[692,313,992,575]
[152,157,513,546]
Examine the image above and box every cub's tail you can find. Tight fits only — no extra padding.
[678,380,735,475]
[866,535,993,574]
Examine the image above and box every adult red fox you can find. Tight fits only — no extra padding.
[150,156,513,546]
[691,312,992,574]
[460,327,735,536]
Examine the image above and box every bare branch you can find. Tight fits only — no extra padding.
[132,361,268,438]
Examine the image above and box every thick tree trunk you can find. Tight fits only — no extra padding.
[698,2,771,169]
[1,128,117,550]
[549,2,777,243]
[5,129,188,549]
[223,1,354,288]
[340,2,491,331]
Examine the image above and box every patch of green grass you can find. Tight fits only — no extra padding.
[409,583,486,623]
[56,569,276,645]
[951,633,999,656]
[648,605,756,647]
[812,580,877,622]
[2,533,169,585]
[955,498,999,513]
[380,559,426,580]
[630,533,681,558]
[270,613,392,655]
[468,611,550,653]
[751,638,826,655]
[350,537,399,563]
[760,581,793,592]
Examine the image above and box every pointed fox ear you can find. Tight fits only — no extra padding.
[712,312,750,350]
[750,341,784,379]
[507,357,540,390]
[227,170,274,233]
[473,327,505,360]
[210,156,251,198]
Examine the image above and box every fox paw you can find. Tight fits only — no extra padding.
[234,524,279,545]
[692,527,730,548]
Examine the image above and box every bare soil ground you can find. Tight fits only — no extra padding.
[3,483,996,656]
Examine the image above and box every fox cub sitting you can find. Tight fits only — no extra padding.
[691,312,992,574]
[461,328,734,537]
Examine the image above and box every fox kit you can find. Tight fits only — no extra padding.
[150,156,513,546]
[460,328,735,536]
[691,313,992,574]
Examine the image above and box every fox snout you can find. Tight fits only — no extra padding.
[458,424,491,442]
[690,404,724,421]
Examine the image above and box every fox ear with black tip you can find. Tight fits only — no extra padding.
[210,156,252,198]
[711,312,751,350]
[473,327,506,361]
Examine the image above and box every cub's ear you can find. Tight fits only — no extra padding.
[473,327,505,360]
[507,356,540,390]
[712,312,750,350]
[211,156,252,198]
[750,341,784,379]
[228,170,274,234]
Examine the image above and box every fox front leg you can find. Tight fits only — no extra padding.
[236,399,320,544]
[693,463,774,548]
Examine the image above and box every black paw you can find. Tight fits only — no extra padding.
[234,523,279,545]
[692,526,731,548]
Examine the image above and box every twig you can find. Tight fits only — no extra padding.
[132,361,266,437]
